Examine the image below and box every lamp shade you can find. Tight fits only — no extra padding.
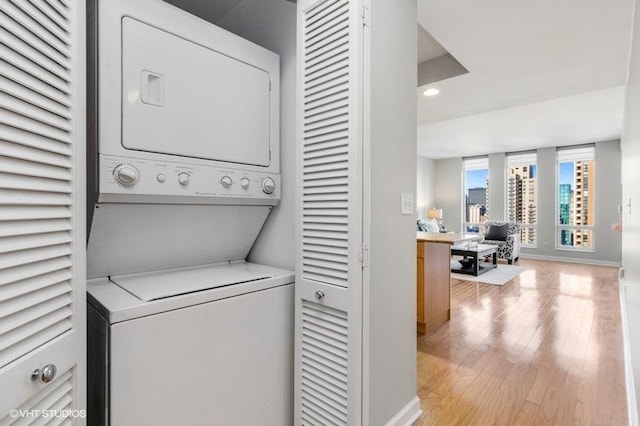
[427,208,443,220]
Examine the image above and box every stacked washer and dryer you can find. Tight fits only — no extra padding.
[86,0,293,424]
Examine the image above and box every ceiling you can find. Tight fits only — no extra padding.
[417,0,635,159]
[417,24,446,63]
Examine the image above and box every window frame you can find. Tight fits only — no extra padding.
[555,145,596,252]
[505,152,538,248]
[462,157,489,234]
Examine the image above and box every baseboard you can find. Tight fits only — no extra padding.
[519,253,621,267]
[385,396,422,426]
[619,279,639,425]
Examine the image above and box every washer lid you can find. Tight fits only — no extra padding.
[110,262,273,302]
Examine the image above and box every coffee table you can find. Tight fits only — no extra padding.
[451,243,497,276]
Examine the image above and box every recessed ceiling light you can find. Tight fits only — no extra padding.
[423,88,440,97]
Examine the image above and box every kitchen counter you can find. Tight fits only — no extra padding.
[416,232,482,334]
[416,232,482,244]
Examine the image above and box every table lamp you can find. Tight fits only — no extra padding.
[427,208,443,232]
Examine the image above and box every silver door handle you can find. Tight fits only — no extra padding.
[32,364,57,384]
[314,291,325,300]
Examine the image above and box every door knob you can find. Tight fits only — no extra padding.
[314,290,325,300]
[31,364,57,384]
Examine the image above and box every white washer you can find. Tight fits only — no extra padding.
[87,261,294,425]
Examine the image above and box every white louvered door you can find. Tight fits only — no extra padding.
[295,0,365,424]
[0,0,86,423]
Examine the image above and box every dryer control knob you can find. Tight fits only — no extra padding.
[220,175,233,188]
[262,177,276,194]
[240,178,250,189]
[114,164,139,187]
[178,172,190,185]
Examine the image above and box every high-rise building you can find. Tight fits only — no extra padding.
[468,187,486,206]
[466,187,487,225]
[467,205,487,227]
[573,160,594,247]
[507,166,537,243]
[559,183,572,245]
[485,176,490,218]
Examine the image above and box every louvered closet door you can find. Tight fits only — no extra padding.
[295,0,365,424]
[0,0,86,423]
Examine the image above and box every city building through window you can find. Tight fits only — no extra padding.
[506,152,537,246]
[556,145,595,250]
[463,157,489,233]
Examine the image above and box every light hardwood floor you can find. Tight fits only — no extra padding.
[416,259,627,425]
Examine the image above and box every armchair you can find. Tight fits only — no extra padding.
[481,220,521,264]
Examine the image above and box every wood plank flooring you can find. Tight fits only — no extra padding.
[416,259,627,425]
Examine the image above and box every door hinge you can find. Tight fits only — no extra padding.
[269,81,272,92]
[360,244,369,268]
[362,4,370,27]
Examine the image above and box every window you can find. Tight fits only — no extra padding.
[556,146,595,250]
[506,152,537,247]
[463,157,489,233]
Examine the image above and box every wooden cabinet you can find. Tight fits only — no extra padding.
[417,248,425,332]
[417,241,451,334]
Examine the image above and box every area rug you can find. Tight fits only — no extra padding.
[450,263,528,286]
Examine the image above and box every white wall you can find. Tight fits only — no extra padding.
[534,147,557,255]
[621,0,640,419]
[435,157,463,232]
[488,153,505,220]
[213,0,297,271]
[366,0,418,423]
[417,155,436,218]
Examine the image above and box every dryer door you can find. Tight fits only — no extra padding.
[121,17,272,167]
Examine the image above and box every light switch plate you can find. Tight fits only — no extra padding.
[401,193,413,215]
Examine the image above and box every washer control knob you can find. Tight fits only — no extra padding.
[262,177,276,194]
[113,164,139,187]
[240,178,250,189]
[156,173,166,183]
[178,172,190,186]
[220,175,233,188]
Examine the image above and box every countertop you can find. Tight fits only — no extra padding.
[417,232,483,245]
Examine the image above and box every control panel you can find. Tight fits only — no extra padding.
[99,155,281,205]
